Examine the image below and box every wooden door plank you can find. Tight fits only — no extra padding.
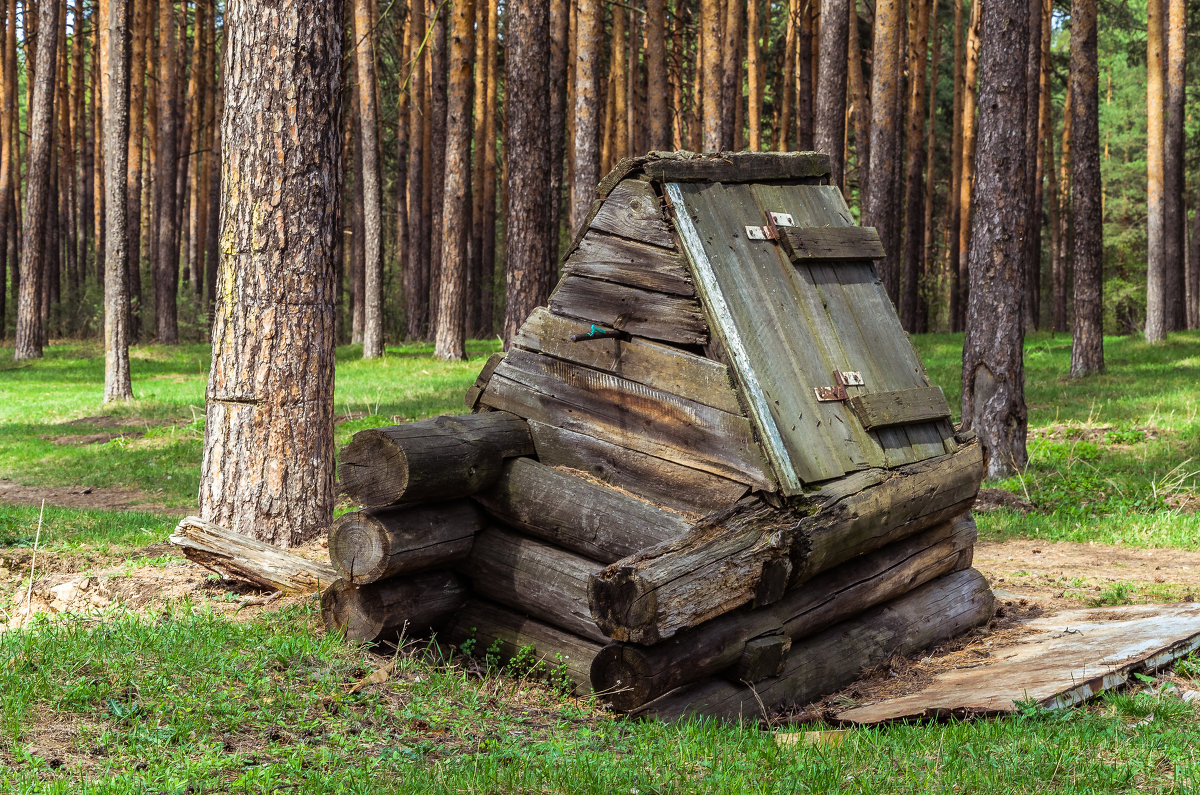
[848,386,951,429]
[563,230,694,296]
[548,275,709,346]
[479,349,774,489]
[779,226,886,260]
[589,179,676,249]
[513,308,741,414]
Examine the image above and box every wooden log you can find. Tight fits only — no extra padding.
[588,440,982,645]
[527,422,749,515]
[643,151,831,183]
[512,308,741,414]
[588,178,676,249]
[170,516,337,594]
[473,457,689,562]
[320,570,468,643]
[548,275,709,346]
[337,412,534,508]
[328,501,485,584]
[590,515,975,710]
[778,225,886,260]
[632,567,994,722]
[848,387,951,430]
[564,230,695,296]
[464,526,608,643]
[480,348,773,489]
[441,598,603,691]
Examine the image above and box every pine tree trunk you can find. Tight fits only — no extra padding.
[153,0,179,343]
[355,0,384,358]
[204,48,222,314]
[1146,0,1166,342]
[1021,0,1042,331]
[920,7,941,332]
[779,0,796,151]
[720,0,740,150]
[1163,0,1185,330]
[547,0,568,267]
[1053,87,1072,334]
[103,0,132,401]
[796,0,813,151]
[947,0,964,330]
[814,0,848,187]
[14,0,59,360]
[847,0,868,193]
[1069,0,1103,376]
[126,0,146,339]
[200,0,342,548]
[427,4,447,332]
[647,0,669,149]
[433,0,475,360]
[961,0,1028,479]
[0,0,14,334]
[467,0,485,337]
[899,0,928,332]
[502,0,553,346]
[480,0,498,335]
[863,0,903,304]
[405,0,427,340]
[610,2,628,163]
[955,0,981,332]
[570,0,601,233]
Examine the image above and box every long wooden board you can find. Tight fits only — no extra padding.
[837,603,1200,724]
[563,231,695,296]
[512,308,740,413]
[588,179,676,249]
[779,226,886,260]
[479,348,773,489]
[849,387,951,430]
[548,275,709,346]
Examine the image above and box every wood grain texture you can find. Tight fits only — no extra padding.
[563,230,694,296]
[170,516,338,594]
[464,352,506,409]
[513,308,740,413]
[479,348,773,488]
[473,457,690,562]
[548,275,709,345]
[778,225,886,260]
[633,568,994,721]
[328,501,484,584]
[588,179,676,249]
[320,571,468,643]
[849,387,951,430]
[527,422,749,515]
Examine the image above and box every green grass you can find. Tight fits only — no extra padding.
[1,332,1200,792]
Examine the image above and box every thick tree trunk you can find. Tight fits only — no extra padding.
[1070,0,1104,376]
[863,0,903,304]
[570,0,601,234]
[961,0,1028,480]
[814,0,848,188]
[1163,0,1185,331]
[355,0,385,358]
[899,0,928,332]
[548,0,568,268]
[13,0,60,360]
[199,0,342,548]
[103,0,133,401]
[502,0,554,346]
[1145,0,1166,342]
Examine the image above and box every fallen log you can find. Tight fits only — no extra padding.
[328,501,485,584]
[337,412,534,508]
[464,526,608,643]
[321,570,468,643]
[591,514,976,711]
[589,440,982,645]
[472,457,690,562]
[632,567,995,722]
[441,598,603,692]
[170,516,337,594]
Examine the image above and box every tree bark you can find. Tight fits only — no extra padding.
[502,0,554,346]
[151,0,179,343]
[609,2,628,164]
[646,0,668,149]
[961,0,1028,480]
[947,0,964,330]
[1145,0,1166,342]
[815,0,848,188]
[1053,85,1072,334]
[720,0,741,151]
[1070,0,1104,376]
[1021,0,1043,331]
[920,7,941,332]
[13,0,60,360]
[126,0,146,339]
[847,0,868,192]
[796,0,814,151]
[199,0,342,548]
[570,0,601,234]
[480,0,498,335]
[0,0,14,335]
[862,0,903,304]
[1163,0,1185,331]
[899,0,928,332]
[103,0,133,401]
[355,0,385,358]
[329,501,484,584]
[426,3,447,333]
[322,571,468,643]
[700,0,721,151]
[955,0,981,332]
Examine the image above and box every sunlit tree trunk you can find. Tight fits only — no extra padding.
[103,0,133,400]
[847,0,868,191]
[153,0,180,343]
[1070,0,1103,376]
[815,0,847,187]
[355,0,384,358]
[405,0,427,340]
[1163,0,1185,330]
[647,0,669,149]
[954,0,981,331]
[863,0,903,304]
[899,0,928,331]
[1146,0,1166,342]
[570,0,601,231]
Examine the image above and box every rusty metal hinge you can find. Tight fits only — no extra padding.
[745,211,796,241]
[813,370,865,402]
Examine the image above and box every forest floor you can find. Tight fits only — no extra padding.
[1,333,1200,792]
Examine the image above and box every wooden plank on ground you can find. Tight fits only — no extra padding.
[643,151,831,183]
[512,308,740,413]
[527,422,749,515]
[588,179,676,249]
[849,387,951,430]
[479,349,774,490]
[563,231,694,296]
[837,603,1200,724]
[548,275,708,346]
[779,226,886,261]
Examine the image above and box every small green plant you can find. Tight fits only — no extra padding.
[1090,582,1136,607]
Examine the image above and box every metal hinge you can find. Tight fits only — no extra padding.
[745,211,796,241]
[813,370,865,402]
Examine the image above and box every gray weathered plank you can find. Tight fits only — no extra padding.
[589,179,676,249]
[527,421,749,516]
[642,151,831,183]
[563,230,694,296]
[465,352,506,410]
[848,388,951,429]
[512,308,740,413]
[479,348,774,489]
[548,275,708,346]
[779,226,886,260]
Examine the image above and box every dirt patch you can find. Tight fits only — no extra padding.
[973,488,1035,513]
[1031,423,1161,445]
[42,432,145,446]
[60,416,162,431]
[0,480,180,515]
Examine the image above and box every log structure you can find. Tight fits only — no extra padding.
[322,151,992,716]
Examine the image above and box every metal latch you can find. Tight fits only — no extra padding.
[745,211,796,241]
[813,370,864,402]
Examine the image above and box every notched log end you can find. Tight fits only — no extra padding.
[588,566,660,645]
[337,431,411,507]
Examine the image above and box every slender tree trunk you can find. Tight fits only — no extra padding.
[863,0,903,304]
[503,0,553,346]
[467,0,485,336]
[0,0,14,333]
[1070,0,1103,376]
[796,0,814,151]
[14,0,60,359]
[59,14,78,300]
[204,37,221,314]
[955,0,981,331]
[610,1,628,162]
[779,0,796,150]
[570,0,601,232]
[1163,0,1185,330]
[947,0,964,330]
[647,0,669,149]
[1021,0,1042,331]
[126,0,146,338]
[720,0,740,150]
[355,0,384,358]
[962,0,1028,479]
[153,0,179,343]
[746,0,762,151]
[815,0,848,187]
[899,0,928,331]
[920,6,941,332]
[104,0,132,400]
[349,87,365,344]
[185,0,209,298]
[548,0,568,265]
[1146,0,1166,342]
[433,0,475,360]
[405,0,427,340]
[480,0,498,335]
[427,3,447,332]
[698,0,720,151]
[1053,85,1072,333]
[200,0,343,548]
[847,0,868,195]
